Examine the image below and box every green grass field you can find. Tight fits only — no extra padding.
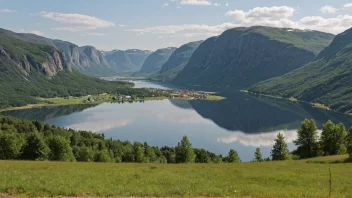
[1,155,351,197]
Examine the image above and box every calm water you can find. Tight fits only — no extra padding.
[3,81,352,161]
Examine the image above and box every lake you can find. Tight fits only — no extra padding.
[2,81,352,161]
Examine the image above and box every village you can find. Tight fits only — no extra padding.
[79,88,211,103]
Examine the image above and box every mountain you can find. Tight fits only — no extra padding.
[173,26,335,89]
[153,41,202,81]
[249,27,352,114]
[139,47,176,74]
[2,29,152,76]
[104,49,152,73]
[0,28,130,108]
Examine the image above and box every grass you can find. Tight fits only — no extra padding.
[0,156,351,197]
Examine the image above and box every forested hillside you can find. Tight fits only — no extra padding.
[249,27,352,114]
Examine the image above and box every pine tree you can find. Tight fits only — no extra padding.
[254,148,263,162]
[271,133,290,161]
[294,119,318,158]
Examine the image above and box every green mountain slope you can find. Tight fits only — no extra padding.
[173,26,334,89]
[249,27,352,114]
[104,49,152,73]
[152,41,202,81]
[0,28,130,108]
[139,47,176,74]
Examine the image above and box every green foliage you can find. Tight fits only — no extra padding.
[175,136,196,163]
[346,127,352,159]
[133,142,145,163]
[48,136,75,161]
[320,120,347,155]
[226,149,241,163]
[22,132,50,160]
[254,148,263,162]
[271,133,290,161]
[0,131,24,159]
[293,119,319,159]
[194,149,210,163]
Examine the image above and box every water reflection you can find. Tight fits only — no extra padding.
[1,90,352,161]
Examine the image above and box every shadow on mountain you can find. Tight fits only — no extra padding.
[1,104,96,121]
[170,91,352,133]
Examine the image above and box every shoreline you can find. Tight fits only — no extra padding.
[0,94,224,113]
[240,90,351,115]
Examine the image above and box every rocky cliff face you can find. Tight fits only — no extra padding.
[139,47,176,74]
[174,26,334,89]
[0,46,70,78]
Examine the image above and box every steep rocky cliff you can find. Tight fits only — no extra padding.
[139,47,176,74]
[174,26,334,89]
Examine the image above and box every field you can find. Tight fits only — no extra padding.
[1,155,351,197]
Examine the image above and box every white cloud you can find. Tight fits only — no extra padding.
[225,6,352,34]
[226,6,295,22]
[217,129,298,147]
[162,3,169,7]
[214,3,220,7]
[320,5,338,14]
[118,24,126,27]
[30,30,44,36]
[299,15,352,34]
[126,22,238,37]
[0,9,16,12]
[344,3,352,8]
[67,119,132,132]
[38,12,115,31]
[180,0,212,6]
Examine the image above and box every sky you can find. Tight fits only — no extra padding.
[0,0,352,51]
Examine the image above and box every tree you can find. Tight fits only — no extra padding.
[271,133,290,161]
[254,148,263,162]
[195,149,210,163]
[94,149,111,162]
[227,149,240,163]
[175,136,196,163]
[320,120,347,155]
[77,147,93,162]
[48,136,75,161]
[22,133,50,160]
[133,142,145,163]
[294,119,318,159]
[346,127,352,159]
[0,132,25,159]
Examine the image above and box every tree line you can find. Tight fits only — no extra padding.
[253,119,352,162]
[0,116,240,163]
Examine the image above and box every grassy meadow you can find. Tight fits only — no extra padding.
[1,155,351,197]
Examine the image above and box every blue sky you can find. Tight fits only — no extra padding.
[1,0,351,51]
